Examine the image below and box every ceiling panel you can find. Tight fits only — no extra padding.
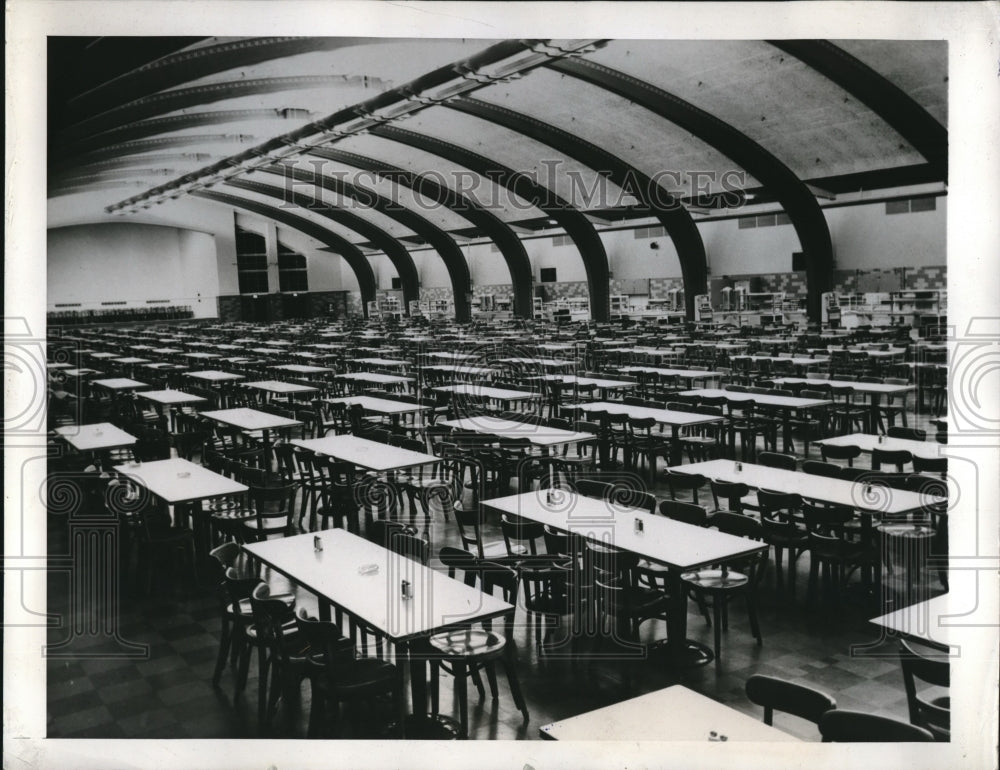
[582,40,928,179]
[474,67,762,195]
[394,106,630,211]
[332,133,548,222]
[831,39,947,125]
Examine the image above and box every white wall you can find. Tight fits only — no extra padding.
[825,197,946,269]
[48,223,220,318]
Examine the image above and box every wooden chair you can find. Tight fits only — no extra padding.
[819,709,934,742]
[898,639,950,740]
[745,674,836,730]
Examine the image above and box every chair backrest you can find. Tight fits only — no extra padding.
[576,478,613,501]
[500,513,543,556]
[818,709,934,742]
[438,545,479,583]
[745,674,837,727]
[802,460,843,478]
[873,448,913,472]
[659,499,708,526]
[710,479,751,512]
[899,640,950,734]
[388,530,430,565]
[758,451,797,471]
[912,456,947,478]
[664,470,706,503]
[820,443,862,465]
[888,426,927,441]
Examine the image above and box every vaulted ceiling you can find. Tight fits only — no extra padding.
[47,36,947,321]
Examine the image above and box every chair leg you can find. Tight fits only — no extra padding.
[454,661,469,738]
[501,651,530,722]
[213,618,232,686]
[469,663,487,700]
[746,592,763,645]
[712,599,723,667]
[484,662,499,700]
[429,661,440,716]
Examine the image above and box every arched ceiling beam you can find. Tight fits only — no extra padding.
[224,176,421,313]
[190,188,376,317]
[58,75,367,144]
[371,125,612,322]
[448,97,708,320]
[266,162,472,322]
[56,135,254,171]
[769,40,948,181]
[64,37,377,125]
[57,109,309,161]
[552,58,833,323]
[307,146,534,319]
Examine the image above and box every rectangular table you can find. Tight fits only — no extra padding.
[539,685,799,741]
[679,388,832,453]
[242,380,318,400]
[571,401,724,469]
[869,594,953,652]
[326,396,429,426]
[185,370,245,382]
[673,459,942,543]
[817,433,943,461]
[535,374,639,397]
[770,378,915,431]
[91,377,149,393]
[335,372,414,390]
[292,435,439,472]
[440,416,595,448]
[55,423,137,452]
[499,357,575,369]
[350,358,410,368]
[201,407,302,458]
[243,529,512,731]
[432,384,537,403]
[273,364,334,375]
[484,491,766,668]
[136,389,207,430]
[421,364,497,379]
[620,366,723,386]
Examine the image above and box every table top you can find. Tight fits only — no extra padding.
[500,357,575,368]
[870,594,953,651]
[327,396,429,415]
[243,529,512,643]
[292,435,439,471]
[537,374,639,390]
[273,364,334,374]
[55,422,137,451]
[620,366,723,379]
[150,348,184,355]
[350,358,409,367]
[91,378,148,391]
[184,351,221,359]
[62,368,102,377]
[433,384,536,401]
[114,457,247,504]
[679,388,831,409]
[539,685,799,741]
[185,370,245,382]
[335,372,414,384]
[89,351,119,359]
[484,491,767,572]
[770,378,915,395]
[440,416,596,447]
[421,364,498,376]
[136,389,207,406]
[112,357,150,364]
[674,459,940,515]
[572,401,725,428]
[142,362,188,370]
[200,408,303,432]
[817,433,943,459]
[243,380,318,394]
[732,355,830,366]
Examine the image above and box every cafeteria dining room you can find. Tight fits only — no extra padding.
[6,3,999,769]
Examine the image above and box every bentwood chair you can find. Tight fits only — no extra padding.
[745,674,836,733]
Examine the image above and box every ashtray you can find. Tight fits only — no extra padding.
[357,563,380,576]
[129,461,141,468]
[177,471,191,478]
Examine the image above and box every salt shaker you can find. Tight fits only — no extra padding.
[401,579,412,600]
[634,517,644,534]
[313,535,323,552]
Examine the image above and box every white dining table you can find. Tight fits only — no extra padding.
[243,528,513,735]
[484,490,766,668]
[292,434,439,472]
[817,433,944,461]
[539,685,799,741]
[55,423,137,452]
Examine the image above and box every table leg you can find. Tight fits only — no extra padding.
[653,570,713,668]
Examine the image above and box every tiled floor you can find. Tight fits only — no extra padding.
[47,413,947,741]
